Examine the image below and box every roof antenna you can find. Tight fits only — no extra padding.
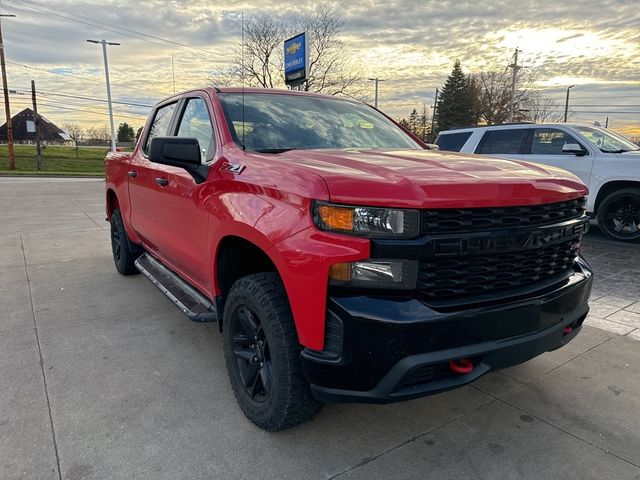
[241,11,246,152]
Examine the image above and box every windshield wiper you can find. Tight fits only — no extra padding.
[252,148,295,154]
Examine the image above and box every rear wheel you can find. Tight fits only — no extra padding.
[597,188,640,242]
[223,272,322,431]
[110,209,143,275]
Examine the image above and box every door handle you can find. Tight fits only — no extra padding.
[155,177,169,187]
[127,171,137,178]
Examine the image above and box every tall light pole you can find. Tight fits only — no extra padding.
[0,14,16,170]
[87,39,120,152]
[368,77,385,108]
[564,85,575,123]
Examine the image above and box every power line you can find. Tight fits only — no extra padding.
[6,59,167,97]
[7,0,228,59]
[3,98,147,121]
[7,86,153,108]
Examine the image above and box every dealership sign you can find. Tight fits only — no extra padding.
[284,32,308,86]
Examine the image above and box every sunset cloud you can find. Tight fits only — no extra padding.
[1,0,637,137]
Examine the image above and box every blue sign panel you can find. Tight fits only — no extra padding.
[284,32,307,85]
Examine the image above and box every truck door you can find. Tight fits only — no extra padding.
[147,95,214,288]
[526,128,594,186]
[128,100,180,250]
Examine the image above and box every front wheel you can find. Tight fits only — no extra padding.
[596,188,640,242]
[110,209,143,275]
[223,272,322,431]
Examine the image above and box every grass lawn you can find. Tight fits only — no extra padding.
[0,145,124,175]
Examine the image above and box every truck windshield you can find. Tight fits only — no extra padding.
[218,93,420,152]
[573,126,639,153]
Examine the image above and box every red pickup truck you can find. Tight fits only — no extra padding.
[105,87,592,431]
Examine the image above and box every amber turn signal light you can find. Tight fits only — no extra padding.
[329,263,352,281]
[317,205,354,232]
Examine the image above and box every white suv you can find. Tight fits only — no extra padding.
[435,123,640,242]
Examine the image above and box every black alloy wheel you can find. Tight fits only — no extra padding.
[597,188,640,242]
[230,306,273,402]
[222,272,322,431]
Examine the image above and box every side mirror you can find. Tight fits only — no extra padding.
[562,143,587,156]
[149,137,201,170]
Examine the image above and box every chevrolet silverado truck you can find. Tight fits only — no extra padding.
[105,87,592,431]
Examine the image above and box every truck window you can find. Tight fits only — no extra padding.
[531,128,584,155]
[435,132,472,152]
[217,93,420,152]
[176,97,215,162]
[143,102,178,156]
[476,129,528,154]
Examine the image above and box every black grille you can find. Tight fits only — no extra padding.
[418,239,581,300]
[421,197,587,234]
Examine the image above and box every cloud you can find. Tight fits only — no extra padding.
[0,0,637,135]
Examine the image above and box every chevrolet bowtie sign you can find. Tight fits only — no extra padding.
[284,32,308,86]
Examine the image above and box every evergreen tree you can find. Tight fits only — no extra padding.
[408,108,419,135]
[398,118,411,131]
[117,122,135,143]
[435,60,474,132]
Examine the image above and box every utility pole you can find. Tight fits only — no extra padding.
[507,48,522,123]
[564,84,574,123]
[30,80,42,170]
[430,88,439,136]
[0,14,16,170]
[87,39,120,152]
[367,77,385,108]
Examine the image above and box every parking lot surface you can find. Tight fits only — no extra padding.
[1,177,639,480]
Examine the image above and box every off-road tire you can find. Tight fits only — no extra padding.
[223,272,322,431]
[110,209,142,275]
[596,188,640,243]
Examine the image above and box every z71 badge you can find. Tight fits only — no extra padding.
[222,163,245,174]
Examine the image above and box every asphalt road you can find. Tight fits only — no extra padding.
[1,177,639,480]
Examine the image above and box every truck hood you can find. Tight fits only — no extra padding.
[619,150,640,157]
[275,149,588,208]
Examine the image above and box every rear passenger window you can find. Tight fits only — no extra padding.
[435,132,472,152]
[143,102,178,156]
[531,128,583,155]
[476,129,527,154]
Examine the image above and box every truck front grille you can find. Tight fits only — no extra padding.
[418,239,581,300]
[421,197,587,234]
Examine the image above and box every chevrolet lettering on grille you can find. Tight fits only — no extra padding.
[432,219,589,257]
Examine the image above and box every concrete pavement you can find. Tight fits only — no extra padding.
[1,177,639,480]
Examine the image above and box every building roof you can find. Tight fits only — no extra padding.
[0,108,70,142]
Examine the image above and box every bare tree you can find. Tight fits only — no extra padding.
[295,7,362,95]
[522,90,565,123]
[209,9,362,96]
[63,122,83,159]
[470,69,532,125]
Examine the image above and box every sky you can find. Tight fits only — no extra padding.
[0,0,638,139]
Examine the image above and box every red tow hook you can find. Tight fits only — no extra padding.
[449,358,474,374]
[563,325,573,334]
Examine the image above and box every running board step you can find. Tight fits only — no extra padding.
[135,253,217,322]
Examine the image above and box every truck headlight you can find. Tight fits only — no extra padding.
[313,202,420,239]
[329,260,418,289]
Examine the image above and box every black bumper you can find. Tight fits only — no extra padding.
[302,257,592,404]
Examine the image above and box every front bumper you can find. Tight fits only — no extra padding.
[302,257,592,403]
